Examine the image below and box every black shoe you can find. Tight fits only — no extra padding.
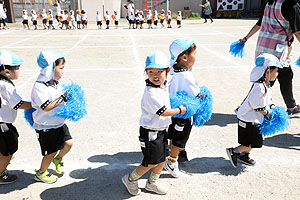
[237,153,256,166]
[178,150,189,163]
[226,148,239,168]
[287,105,300,116]
[0,170,18,184]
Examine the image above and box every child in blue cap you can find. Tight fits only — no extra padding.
[31,50,73,183]
[226,53,283,168]
[0,50,32,184]
[165,39,199,178]
[122,51,186,196]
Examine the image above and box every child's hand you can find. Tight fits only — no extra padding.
[179,105,186,115]
[266,110,272,119]
[270,104,276,109]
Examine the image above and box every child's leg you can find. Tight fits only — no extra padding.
[39,151,57,172]
[145,160,168,195]
[57,139,73,158]
[0,154,13,173]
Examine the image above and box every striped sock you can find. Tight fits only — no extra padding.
[148,172,160,184]
[128,169,141,181]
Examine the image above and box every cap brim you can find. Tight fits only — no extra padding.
[145,63,169,69]
[250,66,267,82]
[12,59,24,66]
[170,39,195,68]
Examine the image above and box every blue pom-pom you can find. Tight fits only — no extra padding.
[55,82,87,122]
[24,108,36,128]
[229,41,246,58]
[169,86,213,126]
[193,86,213,127]
[295,56,300,67]
[170,91,200,119]
[258,106,290,136]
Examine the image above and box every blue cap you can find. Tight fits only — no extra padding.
[0,50,24,66]
[169,39,194,67]
[37,49,65,69]
[145,51,169,69]
[250,53,283,82]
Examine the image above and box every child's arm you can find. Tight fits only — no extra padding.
[43,94,67,112]
[19,101,32,109]
[161,105,186,117]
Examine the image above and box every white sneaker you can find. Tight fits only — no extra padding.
[164,160,181,178]
[145,181,167,195]
[122,174,141,196]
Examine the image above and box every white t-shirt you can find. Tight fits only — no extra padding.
[42,13,47,20]
[56,3,61,15]
[96,14,102,21]
[160,13,165,19]
[114,14,119,21]
[76,14,82,21]
[22,14,28,20]
[0,4,5,19]
[0,77,24,123]
[32,13,38,21]
[147,13,152,20]
[139,14,144,21]
[49,14,53,21]
[71,14,75,22]
[127,3,135,16]
[154,13,158,21]
[168,69,200,97]
[129,14,135,21]
[177,15,182,21]
[139,80,172,130]
[82,14,87,21]
[31,82,65,130]
[104,14,110,21]
[167,14,171,20]
[62,13,67,21]
[237,83,272,124]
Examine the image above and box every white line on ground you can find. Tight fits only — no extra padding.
[129,30,142,68]
[64,33,89,55]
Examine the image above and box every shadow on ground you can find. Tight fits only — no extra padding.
[205,113,237,127]
[40,151,144,200]
[179,157,246,176]
[264,133,300,151]
[0,170,34,194]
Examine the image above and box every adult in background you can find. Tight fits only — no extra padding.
[200,0,213,23]
[0,0,8,29]
[125,0,135,22]
[54,0,62,28]
[239,0,300,116]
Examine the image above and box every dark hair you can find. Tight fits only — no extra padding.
[55,57,65,67]
[81,10,86,14]
[257,66,278,82]
[173,43,197,68]
[0,65,20,72]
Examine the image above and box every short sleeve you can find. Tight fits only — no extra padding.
[31,83,50,110]
[146,89,167,116]
[1,83,23,110]
[248,84,267,110]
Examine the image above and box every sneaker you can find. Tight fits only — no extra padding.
[178,150,189,163]
[287,105,300,116]
[34,169,57,183]
[122,174,141,196]
[53,157,64,175]
[164,160,181,178]
[0,170,17,184]
[226,148,239,168]
[145,181,167,195]
[237,153,256,166]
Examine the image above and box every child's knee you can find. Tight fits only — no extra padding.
[65,139,73,148]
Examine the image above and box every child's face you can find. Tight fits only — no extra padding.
[266,67,279,82]
[8,66,20,80]
[179,49,197,70]
[54,61,65,81]
[146,68,168,86]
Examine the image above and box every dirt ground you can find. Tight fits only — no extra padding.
[0,19,299,200]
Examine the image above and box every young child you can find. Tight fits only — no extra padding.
[41,9,48,30]
[134,10,139,29]
[31,9,38,30]
[153,10,158,28]
[22,9,30,30]
[164,39,199,177]
[226,53,283,168]
[113,11,119,29]
[81,10,87,29]
[0,0,8,30]
[104,10,110,29]
[177,11,182,28]
[0,50,32,184]
[129,11,135,29]
[122,51,186,196]
[76,10,81,29]
[160,9,165,28]
[48,9,55,30]
[96,11,102,30]
[70,10,76,30]
[139,11,144,29]
[147,10,153,29]
[62,10,69,30]
[167,10,172,28]
[31,50,73,183]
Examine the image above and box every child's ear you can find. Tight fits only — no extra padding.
[182,54,188,61]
